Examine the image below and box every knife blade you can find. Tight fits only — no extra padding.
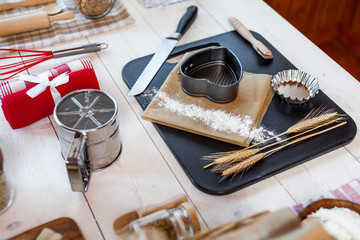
[128,6,198,96]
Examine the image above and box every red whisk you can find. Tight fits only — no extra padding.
[0,42,107,80]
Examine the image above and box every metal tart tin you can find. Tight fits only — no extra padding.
[271,69,320,104]
[179,47,243,103]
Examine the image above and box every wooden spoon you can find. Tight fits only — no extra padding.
[43,4,62,16]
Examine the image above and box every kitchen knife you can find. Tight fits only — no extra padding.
[128,6,198,96]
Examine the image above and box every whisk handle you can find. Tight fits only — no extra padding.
[52,43,108,58]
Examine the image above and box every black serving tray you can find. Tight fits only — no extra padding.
[122,30,357,195]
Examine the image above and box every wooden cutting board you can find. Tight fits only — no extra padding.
[8,217,84,240]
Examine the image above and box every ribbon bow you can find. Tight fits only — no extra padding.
[22,73,69,103]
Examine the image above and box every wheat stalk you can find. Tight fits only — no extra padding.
[286,107,339,133]
[220,121,347,179]
[221,153,266,180]
[210,148,261,172]
[203,107,341,169]
[203,116,343,169]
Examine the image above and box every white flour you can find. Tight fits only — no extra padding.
[142,87,159,105]
[156,92,278,141]
[250,126,281,143]
[308,207,360,240]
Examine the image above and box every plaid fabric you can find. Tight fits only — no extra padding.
[291,178,360,214]
[0,0,134,49]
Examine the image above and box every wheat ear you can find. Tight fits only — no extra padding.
[204,108,341,169]
[210,148,261,172]
[204,117,343,170]
[286,108,340,133]
[220,121,347,179]
[221,153,266,179]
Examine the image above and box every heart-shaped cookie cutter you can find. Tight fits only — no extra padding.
[179,47,243,103]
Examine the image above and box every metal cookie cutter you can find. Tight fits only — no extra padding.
[179,47,243,103]
[54,89,121,192]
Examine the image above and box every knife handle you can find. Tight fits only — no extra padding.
[175,6,198,36]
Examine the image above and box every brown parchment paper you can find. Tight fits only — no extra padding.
[142,53,274,147]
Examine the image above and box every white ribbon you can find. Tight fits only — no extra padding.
[23,73,69,103]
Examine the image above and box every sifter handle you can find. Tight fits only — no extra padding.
[66,133,90,192]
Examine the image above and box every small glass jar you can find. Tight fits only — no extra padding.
[74,0,115,19]
[128,202,201,240]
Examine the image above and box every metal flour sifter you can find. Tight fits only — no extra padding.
[54,89,121,192]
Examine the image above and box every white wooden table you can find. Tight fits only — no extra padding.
[1,0,360,239]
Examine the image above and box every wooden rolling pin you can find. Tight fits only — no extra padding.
[0,11,74,37]
[0,0,56,11]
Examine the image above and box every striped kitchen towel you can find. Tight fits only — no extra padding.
[0,0,134,49]
[291,178,360,214]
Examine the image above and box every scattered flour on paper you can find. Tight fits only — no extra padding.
[156,92,279,141]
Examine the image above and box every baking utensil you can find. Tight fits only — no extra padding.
[230,17,273,59]
[128,5,198,96]
[0,8,74,38]
[0,43,107,80]
[0,0,56,11]
[216,208,299,239]
[271,69,320,104]
[54,89,121,192]
[75,0,115,19]
[180,47,243,103]
[42,4,63,15]
[113,194,188,234]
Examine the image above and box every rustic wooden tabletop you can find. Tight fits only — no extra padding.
[1,0,360,239]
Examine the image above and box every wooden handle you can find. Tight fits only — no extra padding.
[215,208,299,239]
[48,11,74,22]
[230,16,273,59]
[0,11,49,37]
[0,0,56,11]
[229,17,257,46]
[139,194,188,216]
